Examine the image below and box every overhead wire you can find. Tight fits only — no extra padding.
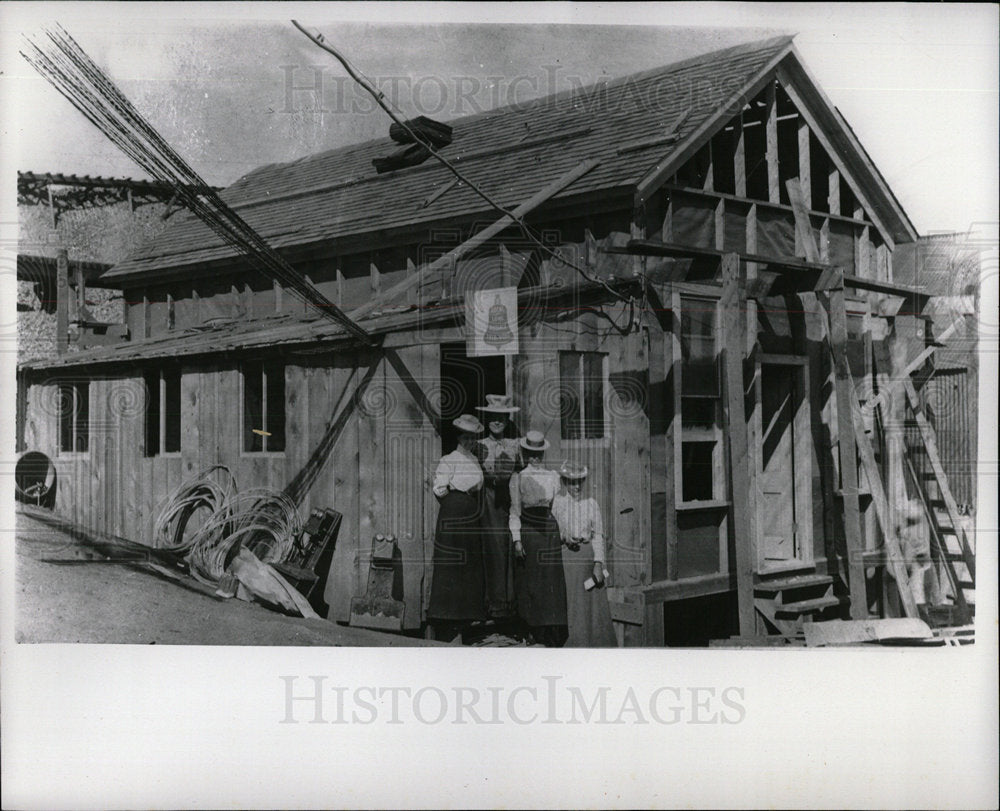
[291,20,639,328]
[21,24,372,344]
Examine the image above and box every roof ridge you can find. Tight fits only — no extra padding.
[229,33,794,187]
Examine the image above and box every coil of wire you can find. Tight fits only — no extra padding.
[186,488,303,584]
[152,465,238,553]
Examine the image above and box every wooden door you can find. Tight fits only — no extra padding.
[757,361,812,569]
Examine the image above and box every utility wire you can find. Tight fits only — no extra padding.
[22,24,372,344]
[292,20,637,323]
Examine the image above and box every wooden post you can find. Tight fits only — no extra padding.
[797,117,811,205]
[765,82,779,204]
[721,252,755,635]
[714,199,725,251]
[336,268,344,308]
[828,168,841,216]
[826,286,868,618]
[405,257,417,306]
[56,247,69,354]
[370,261,381,297]
[734,117,747,198]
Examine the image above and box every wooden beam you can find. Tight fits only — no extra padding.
[721,252,756,635]
[828,167,840,216]
[56,247,68,355]
[826,287,870,619]
[797,116,811,204]
[348,158,601,321]
[734,117,747,198]
[765,82,779,203]
[786,178,819,262]
[642,571,736,603]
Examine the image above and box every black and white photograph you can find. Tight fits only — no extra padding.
[2,3,997,808]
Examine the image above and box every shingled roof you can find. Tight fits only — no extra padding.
[104,34,918,285]
[104,35,797,282]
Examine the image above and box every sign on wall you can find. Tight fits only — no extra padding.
[465,286,519,357]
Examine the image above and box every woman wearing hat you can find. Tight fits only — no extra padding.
[552,461,616,647]
[475,395,521,619]
[509,431,568,647]
[428,414,488,641]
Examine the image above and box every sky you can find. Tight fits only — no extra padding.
[1,2,997,236]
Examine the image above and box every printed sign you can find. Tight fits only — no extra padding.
[465,285,518,356]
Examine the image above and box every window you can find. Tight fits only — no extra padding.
[144,368,182,456]
[58,381,89,453]
[559,351,605,440]
[242,361,285,453]
[678,296,723,502]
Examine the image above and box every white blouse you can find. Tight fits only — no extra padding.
[551,493,606,564]
[508,463,561,544]
[432,447,484,498]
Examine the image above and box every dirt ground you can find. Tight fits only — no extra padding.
[14,511,441,646]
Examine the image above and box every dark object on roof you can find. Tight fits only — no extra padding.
[389,116,454,148]
[372,143,432,174]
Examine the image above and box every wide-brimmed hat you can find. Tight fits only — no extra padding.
[476,394,520,415]
[519,430,550,452]
[559,460,588,480]
[453,414,484,435]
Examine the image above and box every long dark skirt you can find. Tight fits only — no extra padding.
[482,486,516,618]
[514,507,568,642]
[562,544,617,648]
[427,490,487,622]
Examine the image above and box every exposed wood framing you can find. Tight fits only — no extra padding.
[765,82,780,203]
[826,287,869,618]
[797,116,811,203]
[734,117,747,197]
[349,158,601,321]
[827,167,840,216]
[721,252,755,634]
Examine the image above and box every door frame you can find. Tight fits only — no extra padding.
[754,353,814,573]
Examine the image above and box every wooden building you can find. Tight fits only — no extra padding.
[19,36,974,644]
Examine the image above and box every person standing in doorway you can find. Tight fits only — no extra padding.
[552,461,616,648]
[509,431,567,647]
[428,414,487,642]
[475,394,521,620]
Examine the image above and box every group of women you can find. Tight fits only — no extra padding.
[428,395,616,647]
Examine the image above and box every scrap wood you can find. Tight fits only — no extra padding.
[803,618,933,647]
[228,548,319,619]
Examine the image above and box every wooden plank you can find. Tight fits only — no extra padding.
[734,117,747,197]
[180,368,200,480]
[786,178,819,262]
[721,252,756,634]
[902,379,975,580]
[370,260,381,297]
[607,588,644,625]
[643,571,736,603]
[714,199,725,251]
[827,168,840,216]
[826,287,870,618]
[284,364,310,513]
[348,158,601,320]
[667,289,682,580]
[765,82,779,204]
[797,117,811,204]
[119,377,142,541]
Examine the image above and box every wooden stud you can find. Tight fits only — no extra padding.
[274,280,283,313]
[765,82,779,204]
[703,139,714,192]
[819,218,830,263]
[714,199,725,251]
[336,268,344,308]
[734,117,747,198]
[142,292,150,339]
[661,197,673,242]
[797,116,811,204]
[721,252,756,635]
[667,289,682,581]
[405,257,417,306]
[828,168,840,217]
[370,261,381,296]
[826,287,869,619]
[56,248,68,354]
[499,243,513,286]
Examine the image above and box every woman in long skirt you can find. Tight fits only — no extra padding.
[509,431,567,647]
[551,460,616,648]
[474,394,521,619]
[427,414,487,641]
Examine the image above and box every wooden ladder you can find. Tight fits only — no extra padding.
[902,379,976,623]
